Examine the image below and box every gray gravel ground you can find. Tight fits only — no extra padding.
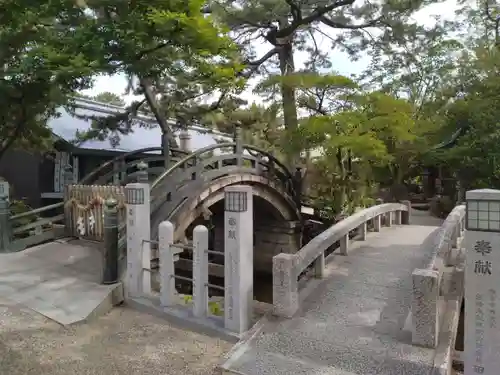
[0,297,231,375]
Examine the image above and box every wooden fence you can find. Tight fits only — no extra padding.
[64,185,126,241]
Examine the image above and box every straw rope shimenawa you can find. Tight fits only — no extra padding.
[64,196,126,212]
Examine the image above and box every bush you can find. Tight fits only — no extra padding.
[183,295,223,316]
[429,195,455,218]
[9,199,38,226]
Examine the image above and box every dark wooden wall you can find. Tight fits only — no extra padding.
[0,149,41,208]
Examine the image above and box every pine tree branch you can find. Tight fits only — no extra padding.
[241,47,280,77]
[244,47,280,67]
[268,0,357,42]
[136,43,168,60]
[319,16,383,29]
[140,77,179,148]
[285,0,302,21]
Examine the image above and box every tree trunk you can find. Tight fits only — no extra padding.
[0,113,26,164]
[278,39,299,169]
[140,77,179,151]
[336,148,348,214]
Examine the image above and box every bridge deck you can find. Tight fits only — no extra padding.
[223,223,443,375]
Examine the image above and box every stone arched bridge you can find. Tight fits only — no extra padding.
[0,127,468,375]
[2,128,306,276]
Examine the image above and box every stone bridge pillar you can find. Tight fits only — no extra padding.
[254,220,302,272]
[213,215,301,274]
[464,189,500,375]
[224,185,253,333]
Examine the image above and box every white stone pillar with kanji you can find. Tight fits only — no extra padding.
[125,164,151,298]
[224,185,253,334]
[465,189,500,375]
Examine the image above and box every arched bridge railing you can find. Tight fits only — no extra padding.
[272,201,411,318]
[0,137,299,252]
[150,142,300,228]
[79,146,188,186]
[0,146,188,252]
[410,205,465,349]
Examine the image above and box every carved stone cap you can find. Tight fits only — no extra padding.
[466,189,500,201]
[105,198,118,208]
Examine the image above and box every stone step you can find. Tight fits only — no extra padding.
[9,277,123,326]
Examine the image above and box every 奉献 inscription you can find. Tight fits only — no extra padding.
[475,240,492,256]
[227,216,237,239]
[475,260,492,275]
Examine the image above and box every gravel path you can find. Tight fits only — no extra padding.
[0,297,231,375]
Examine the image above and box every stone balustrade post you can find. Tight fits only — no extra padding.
[273,253,299,318]
[359,222,367,240]
[193,225,209,318]
[445,223,462,267]
[179,128,192,152]
[136,161,149,183]
[159,221,176,307]
[312,253,325,278]
[373,215,381,232]
[340,234,349,255]
[401,200,411,224]
[394,210,402,225]
[102,198,119,284]
[386,211,393,227]
[0,180,10,253]
[233,124,243,166]
[376,198,385,225]
[411,268,440,348]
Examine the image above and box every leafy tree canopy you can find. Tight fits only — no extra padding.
[70,0,246,148]
[0,0,96,160]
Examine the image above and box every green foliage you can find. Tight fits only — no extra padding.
[433,59,500,190]
[4,0,500,213]
[69,0,246,147]
[208,301,223,316]
[0,0,96,160]
[204,0,447,167]
[92,92,126,107]
[9,200,38,227]
[182,295,223,316]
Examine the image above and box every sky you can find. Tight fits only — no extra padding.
[82,0,458,104]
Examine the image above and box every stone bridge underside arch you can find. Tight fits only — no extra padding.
[151,173,302,274]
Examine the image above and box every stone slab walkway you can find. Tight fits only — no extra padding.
[222,223,444,375]
[0,239,122,325]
